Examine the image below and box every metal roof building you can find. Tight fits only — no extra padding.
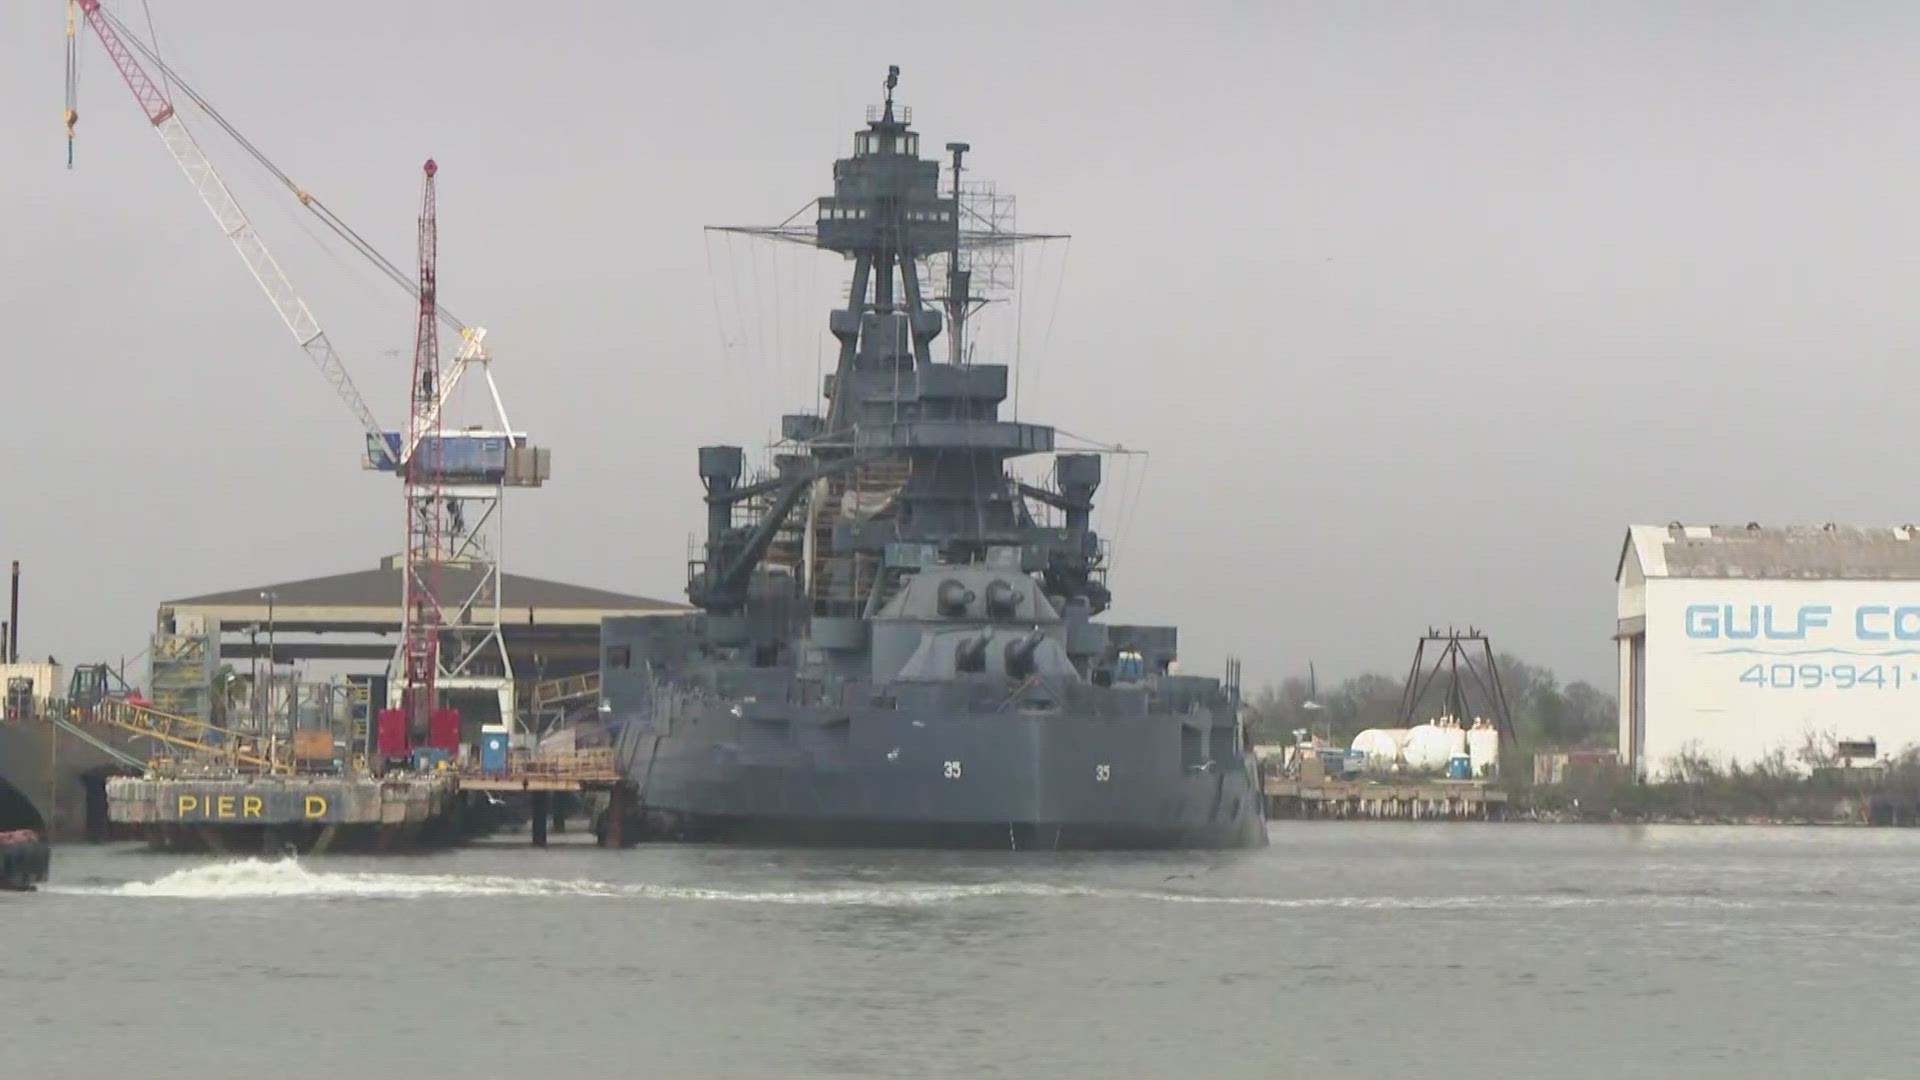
[162,557,686,648]
[1616,524,1920,777]
[155,556,690,725]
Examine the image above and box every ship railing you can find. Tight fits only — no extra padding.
[531,671,601,720]
[500,747,621,782]
[89,697,290,775]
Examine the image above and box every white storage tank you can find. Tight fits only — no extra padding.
[1402,723,1453,773]
[1467,719,1501,778]
[1447,718,1468,758]
[1350,728,1407,770]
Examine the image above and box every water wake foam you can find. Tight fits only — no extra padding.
[51,858,1758,911]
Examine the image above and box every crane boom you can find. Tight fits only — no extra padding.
[89,10,468,331]
[81,7,492,463]
[75,0,390,458]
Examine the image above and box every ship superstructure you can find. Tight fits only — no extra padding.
[601,69,1267,849]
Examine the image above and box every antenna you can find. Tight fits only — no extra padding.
[946,141,970,365]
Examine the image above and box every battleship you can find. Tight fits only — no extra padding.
[599,68,1267,849]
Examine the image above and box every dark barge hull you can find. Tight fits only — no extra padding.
[0,766,50,890]
[0,835,50,891]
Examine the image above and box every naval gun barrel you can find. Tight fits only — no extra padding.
[1004,627,1047,680]
[954,629,994,673]
[984,578,1019,619]
[937,579,977,618]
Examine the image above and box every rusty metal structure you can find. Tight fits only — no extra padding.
[1396,627,1517,746]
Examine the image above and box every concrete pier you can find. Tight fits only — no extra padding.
[107,773,464,853]
[1264,777,1509,821]
[102,747,634,852]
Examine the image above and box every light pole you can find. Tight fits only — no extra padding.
[244,623,260,730]
[260,591,277,732]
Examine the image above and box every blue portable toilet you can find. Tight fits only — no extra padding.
[480,725,510,775]
[1447,754,1472,780]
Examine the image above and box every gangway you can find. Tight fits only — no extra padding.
[45,711,146,770]
[531,672,600,729]
[90,698,288,774]
[457,747,620,792]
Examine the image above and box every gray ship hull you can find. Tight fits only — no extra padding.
[614,706,1269,850]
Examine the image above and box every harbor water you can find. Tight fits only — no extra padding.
[6,824,1920,1078]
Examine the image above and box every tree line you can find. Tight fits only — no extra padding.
[1242,654,1618,757]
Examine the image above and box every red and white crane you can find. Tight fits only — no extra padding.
[401,160,446,748]
[69,2,549,752]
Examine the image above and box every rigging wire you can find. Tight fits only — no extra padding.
[1022,239,1049,390]
[801,236,823,413]
[96,9,466,330]
[732,230,772,431]
[771,227,787,421]
[272,168,411,329]
[702,231,740,402]
[794,238,811,414]
[1106,450,1132,569]
[1114,450,1152,574]
[1012,241,1026,422]
[1050,428,1145,455]
[1032,237,1072,385]
[137,0,171,103]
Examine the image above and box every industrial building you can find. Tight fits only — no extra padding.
[155,556,689,730]
[1616,524,1920,778]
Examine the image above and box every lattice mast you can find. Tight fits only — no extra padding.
[401,160,445,734]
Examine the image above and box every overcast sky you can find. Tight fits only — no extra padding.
[6,1,1920,689]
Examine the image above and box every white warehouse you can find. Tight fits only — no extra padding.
[1616,524,1920,778]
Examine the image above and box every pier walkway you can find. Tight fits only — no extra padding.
[459,747,628,846]
[1264,776,1509,820]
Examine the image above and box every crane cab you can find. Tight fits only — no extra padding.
[364,429,549,487]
